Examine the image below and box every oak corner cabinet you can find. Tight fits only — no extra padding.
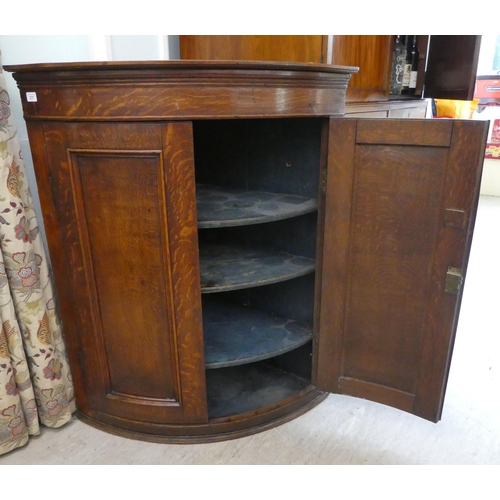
[6,61,488,443]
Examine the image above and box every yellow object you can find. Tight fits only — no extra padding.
[434,98,479,119]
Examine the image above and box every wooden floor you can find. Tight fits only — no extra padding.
[2,195,499,465]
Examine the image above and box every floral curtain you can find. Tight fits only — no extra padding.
[0,58,75,456]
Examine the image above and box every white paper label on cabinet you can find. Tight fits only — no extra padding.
[26,92,37,102]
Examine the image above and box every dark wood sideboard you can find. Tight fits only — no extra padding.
[5,61,488,443]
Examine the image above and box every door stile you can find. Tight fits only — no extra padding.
[413,120,488,421]
[160,122,208,422]
[315,118,357,390]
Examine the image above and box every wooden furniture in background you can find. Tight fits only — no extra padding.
[425,35,482,100]
[344,99,429,118]
[179,35,327,64]
[179,35,481,108]
[179,35,393,101]
[328,35,393,101]
[6,61,488,442]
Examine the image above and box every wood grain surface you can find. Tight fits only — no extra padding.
[180,35,326,63]
[9,61,487,443]
[40,121,207,425]
[317,118,487,422]
[6,61,354,120]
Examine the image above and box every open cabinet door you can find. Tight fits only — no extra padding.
[316,118,488,422]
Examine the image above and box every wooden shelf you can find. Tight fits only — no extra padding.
[199,243,315,293]
[203,296,312,369]
[206,362,311,419]
[196,184,318,228]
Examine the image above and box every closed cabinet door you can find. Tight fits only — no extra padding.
[316,118,488,422]
[36,121,207,427]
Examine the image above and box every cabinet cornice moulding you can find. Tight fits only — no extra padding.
[5,61,359,121]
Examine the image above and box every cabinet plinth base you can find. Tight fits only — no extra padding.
[74,390,327,444]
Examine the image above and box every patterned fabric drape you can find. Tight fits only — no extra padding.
[0,59,75,456]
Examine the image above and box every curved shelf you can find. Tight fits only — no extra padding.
[199,243,315,293]
[203,297,312,369]
[206,362,311,419]
[196,184,318,228]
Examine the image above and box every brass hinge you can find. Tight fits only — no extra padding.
[445,267,463,295]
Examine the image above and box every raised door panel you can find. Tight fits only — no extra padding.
[317,118,488,422]
[37,121,207,426]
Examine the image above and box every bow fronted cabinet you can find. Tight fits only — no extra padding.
[6,61,487,443]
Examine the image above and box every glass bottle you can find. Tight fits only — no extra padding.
[389,35,405,95]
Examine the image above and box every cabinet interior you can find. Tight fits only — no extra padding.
[192,118,323,419]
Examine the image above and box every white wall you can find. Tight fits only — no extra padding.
[477,34,500,75]
[481,159,500,196]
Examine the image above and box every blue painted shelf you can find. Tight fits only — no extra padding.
[206,362,311,419]
[196,184,318,228]
[199,244,315,293]
[203,296,312,368]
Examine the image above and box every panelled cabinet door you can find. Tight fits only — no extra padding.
[317,118,488,422]
[34,121,207,427]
